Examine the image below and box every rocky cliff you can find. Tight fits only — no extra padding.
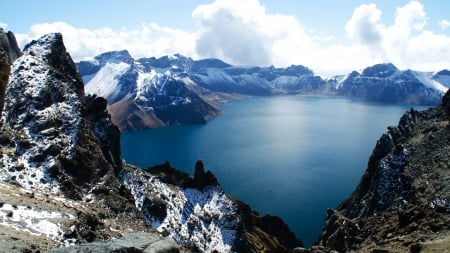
[0,28,22,117]
[0,32,301,252]
[304,89,450,252]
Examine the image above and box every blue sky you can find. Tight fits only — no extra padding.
[1,0,450,75]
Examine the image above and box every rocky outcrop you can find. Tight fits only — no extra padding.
[0,33,120,196]
[0,28,22,65]
[186,159,218,190]
[314,93,450,252]
[0,28,22,117]
[123,161,303,252]
[48,232,180,253]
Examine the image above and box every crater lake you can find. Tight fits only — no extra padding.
[121,95,427,246]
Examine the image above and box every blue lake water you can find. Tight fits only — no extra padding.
[121,95,426,246]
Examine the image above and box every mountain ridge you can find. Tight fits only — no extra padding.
[78,50,449,131]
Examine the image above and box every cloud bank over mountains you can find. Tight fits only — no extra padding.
[12,0,450,75]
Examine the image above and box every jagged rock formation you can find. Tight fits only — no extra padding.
[0,32,302,252]
[0,28,22,117]
[0,33,157,253]
[309,89,450,252]
[0,33,120,195]
[0,28,22,64]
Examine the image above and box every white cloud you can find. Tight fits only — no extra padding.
[345,4,383,45]
[439,19,450,29]
[344,1,450,72]
[13,0,450,75]
[15,22,197,61]
[192,0,311,66]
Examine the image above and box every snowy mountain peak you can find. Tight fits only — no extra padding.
[93,49,134,65]
[361,63,398,78]
[432,69,450,88]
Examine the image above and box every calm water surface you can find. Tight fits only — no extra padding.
[121,95,426,246]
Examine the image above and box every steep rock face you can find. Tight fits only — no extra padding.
[79,51,221,131]
[0,34,155,253]
[314,92,450,252]
[0,28,22,65]
[0,33,120,196]
[0,28,22,117]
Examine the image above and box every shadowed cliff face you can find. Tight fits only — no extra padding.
[0,28,22,117]
[310,91,450,252]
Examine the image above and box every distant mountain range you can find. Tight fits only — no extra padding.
[77,51,449,130]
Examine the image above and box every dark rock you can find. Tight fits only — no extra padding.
[146,161,191,186]
[319,209,358,252]
[0,28,22,118]
[142,197,167,222]
[233,199,303,252]
[372,249,389,253]
[185,160,218,190]
[443,89,450,124]
[0,28,22,64]
[258,214,303,250]
[85,95,107,115]
[43,143,60,157]
[409,243,421,253]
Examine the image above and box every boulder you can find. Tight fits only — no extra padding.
[47,232,180,253]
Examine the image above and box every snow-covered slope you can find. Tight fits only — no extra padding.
[78,52,221,131]
[123,167,238,252]
[120,161,302,253]
[1,33,84,194]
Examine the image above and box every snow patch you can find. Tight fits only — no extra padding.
[412,71,448,93]
[0,203,75,241]
[85,62,131,100]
